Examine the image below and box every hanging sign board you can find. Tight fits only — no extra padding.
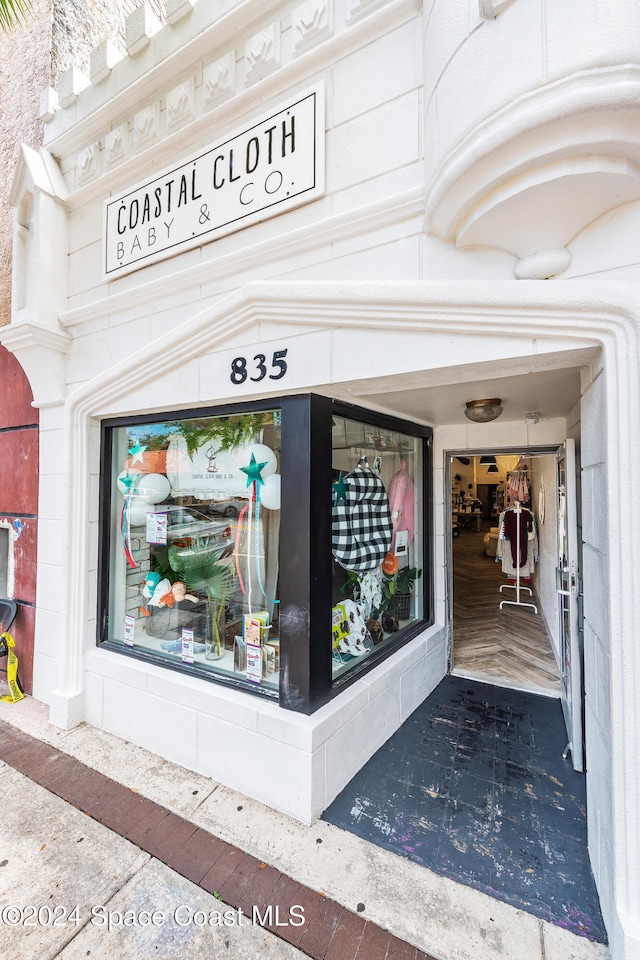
[103,83,325,280]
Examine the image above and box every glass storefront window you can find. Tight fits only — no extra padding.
[331,415,423,680]
[103,408,281,693]
[99,395,431,710]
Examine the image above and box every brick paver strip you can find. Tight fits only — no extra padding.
[0,719,429,960]
[235,861,282,917]
[167,828,229,884]
[355,921,393,960]
[277,881,326,948]
[98,789,161,835]
[325,909,367,960]
[200,844,246,896]
[217,852,265,904]
[385,937,419,960]
[297,896,345,959]
[140,812,199,863]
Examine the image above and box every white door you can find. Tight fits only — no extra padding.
[556,439,584,771]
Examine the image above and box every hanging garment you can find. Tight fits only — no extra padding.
[387,459,415,551]
[504,508,533,567]
[332,464,393,573]
[497,507,538,577]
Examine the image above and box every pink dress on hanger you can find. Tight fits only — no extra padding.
[388,459,415,552]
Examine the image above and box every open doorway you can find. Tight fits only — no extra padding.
[449,451,562,697]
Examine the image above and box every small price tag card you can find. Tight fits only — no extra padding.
[246,642,262,684]
[395,529,409,560]
[181,628,194,664]
[123,614,135,647]
[146,512,167,545]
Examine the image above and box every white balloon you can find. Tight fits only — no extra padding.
[128,497,153,526]
[137,473,171,504]
[245,443,277,478]
[260,473,281,510]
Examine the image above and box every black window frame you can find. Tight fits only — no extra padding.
[97,393,433,715]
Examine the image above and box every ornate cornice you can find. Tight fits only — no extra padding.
[42,0,419,208]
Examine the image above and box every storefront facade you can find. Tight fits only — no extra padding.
[4,2,640,957]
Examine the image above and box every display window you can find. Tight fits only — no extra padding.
[331,415,424,680]
[101,405,282,694]
[98,395,432,711]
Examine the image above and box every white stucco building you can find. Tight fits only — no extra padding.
[3,1,640,957]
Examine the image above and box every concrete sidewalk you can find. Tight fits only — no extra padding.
[0,695,610,960]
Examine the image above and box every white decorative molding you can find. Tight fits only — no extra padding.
[133,103,161,152]
[61,186,423,329]
[425,66,640,258]
[165,0,198,24]
[456,157,640,260]
[125,1,164,56]
[90,38,124,84]
[76,143,100,186]
[244,23,281,85]
[478,0,516,18]
[104,124,129,169]
[58,66,90,108]
[514,248,571,280]
[0,322,71,408]
[203,52,236,108]
[293,0,333,54]
[165,78,196,133]
[9,147,69,345]
[40,87,59,123]
[347,0,390,25]
[43,0,418,178]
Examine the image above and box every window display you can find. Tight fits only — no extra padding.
[103,407,281,693]
[331,415,424,680]
[99,395,431,709]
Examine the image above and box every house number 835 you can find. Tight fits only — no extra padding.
[230,349,288,385]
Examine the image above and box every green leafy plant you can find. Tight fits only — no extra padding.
[0,0,32,31]
[168,541,236,656]
[377,566,422,617]
[168,413,269,458]
[395,566,422,596]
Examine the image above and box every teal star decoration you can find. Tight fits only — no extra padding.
[332,471,348,504]
[119,473,139,493]
[128,440,148,464]
[240,452,268,488]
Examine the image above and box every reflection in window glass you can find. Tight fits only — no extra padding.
[106,410,281,692]
[331,416,423,680]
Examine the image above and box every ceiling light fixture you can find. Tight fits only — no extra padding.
[524,413,539,425]
[479,455,497,465]
[464,398,503,423]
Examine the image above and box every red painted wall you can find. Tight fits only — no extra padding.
[0,344,38,694]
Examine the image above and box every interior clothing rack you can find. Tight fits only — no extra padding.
[499,500,539,613]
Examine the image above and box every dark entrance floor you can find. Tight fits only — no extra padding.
[323,675,606,943]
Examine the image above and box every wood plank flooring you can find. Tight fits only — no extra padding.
[452,525,561,695]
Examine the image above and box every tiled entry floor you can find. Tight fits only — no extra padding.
[323,675,606,944]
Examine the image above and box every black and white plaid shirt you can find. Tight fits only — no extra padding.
[332,465,393,572]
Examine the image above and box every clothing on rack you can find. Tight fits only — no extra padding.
[507,470,530,505]
[496,505,538,577]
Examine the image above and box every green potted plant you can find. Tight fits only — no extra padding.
[168,540,236,659]
[387,565,422,620]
